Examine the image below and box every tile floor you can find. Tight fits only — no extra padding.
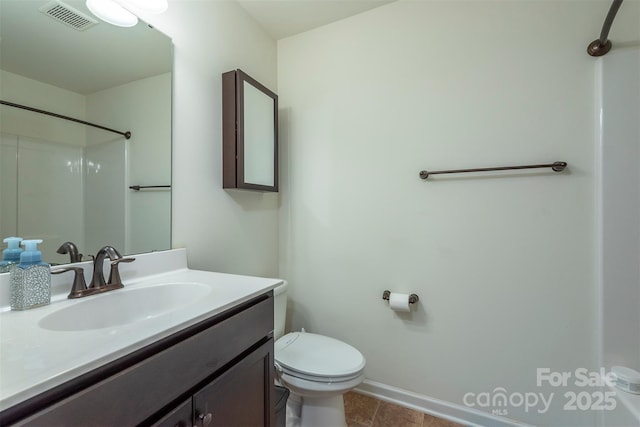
[344,391,465,427]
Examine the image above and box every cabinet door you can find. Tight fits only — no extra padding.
[193,339,275,427]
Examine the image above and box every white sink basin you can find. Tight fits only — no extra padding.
[39,283,212,331]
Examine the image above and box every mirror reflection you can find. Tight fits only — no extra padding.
[243,80,276,188]
[0,0,172,265]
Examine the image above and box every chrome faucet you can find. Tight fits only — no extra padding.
[56,241,82,263]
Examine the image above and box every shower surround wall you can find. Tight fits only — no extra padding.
[597,47,640,425]
[598,47,640,372]
[278,1,640,426]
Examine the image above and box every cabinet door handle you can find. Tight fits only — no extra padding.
[197,412,213,427]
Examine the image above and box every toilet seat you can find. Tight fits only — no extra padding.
[275,332,366,383]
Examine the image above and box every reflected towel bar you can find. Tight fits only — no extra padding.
[419,161,567,179]
[1,100,132,140]
[129,185,171,191]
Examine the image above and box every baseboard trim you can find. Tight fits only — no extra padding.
[355,380,533,427]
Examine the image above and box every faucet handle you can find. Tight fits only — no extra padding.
[107,257,136,287]
[52,267,87,299]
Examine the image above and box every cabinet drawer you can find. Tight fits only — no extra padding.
[12,295,273,426]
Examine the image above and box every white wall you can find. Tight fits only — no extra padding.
[139,1,279,277]
[278,1,639,426]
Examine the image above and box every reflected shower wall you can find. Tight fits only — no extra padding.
[0,133,126,264]
[84,139,126,257]
[0,133,85,264]
[1,131,154,265]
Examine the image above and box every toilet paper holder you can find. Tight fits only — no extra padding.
[382,290,419,304]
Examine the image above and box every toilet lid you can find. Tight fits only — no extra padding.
[275,332,366,379]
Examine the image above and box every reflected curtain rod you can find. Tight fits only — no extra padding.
[587,0,623,57]
[0,100,132,140]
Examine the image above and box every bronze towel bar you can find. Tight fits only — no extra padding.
[419,161,567,179]
[129,185,171,191]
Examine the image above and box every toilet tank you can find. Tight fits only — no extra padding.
[274,281,288,340]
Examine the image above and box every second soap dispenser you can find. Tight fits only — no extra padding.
[10,239,51,310]
[0,237,23,273]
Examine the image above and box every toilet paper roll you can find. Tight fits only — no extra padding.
[389,292,411,312]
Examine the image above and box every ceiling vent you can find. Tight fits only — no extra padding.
[39,0,99,31]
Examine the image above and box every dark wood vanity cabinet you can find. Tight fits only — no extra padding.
[3,293,275,427]
[152,339,274,427]
[152,398,193,427]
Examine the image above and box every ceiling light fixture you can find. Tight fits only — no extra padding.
[86,0,137,27]
[85,0,167,27]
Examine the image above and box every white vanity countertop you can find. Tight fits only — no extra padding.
[0,249,282,412]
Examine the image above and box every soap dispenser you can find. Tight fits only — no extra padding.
[0,237,23,273]
[10,239,51,310]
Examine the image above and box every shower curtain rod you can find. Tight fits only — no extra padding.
[588,0,623,57]
[0,100,132,140]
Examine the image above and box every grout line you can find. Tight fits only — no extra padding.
[370,397,381,426]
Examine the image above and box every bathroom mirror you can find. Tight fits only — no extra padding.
[222,69,278,192]
[0,0,172,265]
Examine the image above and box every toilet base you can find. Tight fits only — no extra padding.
[286,392,347,427]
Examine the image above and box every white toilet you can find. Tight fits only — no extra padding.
[274,281,366,427]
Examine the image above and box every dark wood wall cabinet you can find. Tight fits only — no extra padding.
[223,69,278,192]
[2,293,275,427]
